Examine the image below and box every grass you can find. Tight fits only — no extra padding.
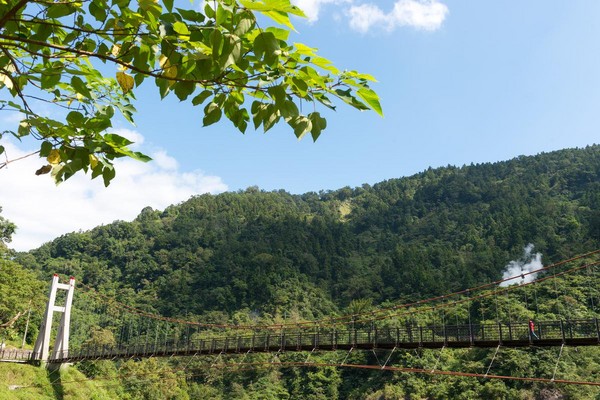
[0,362,54,399]
[0,362,123,400]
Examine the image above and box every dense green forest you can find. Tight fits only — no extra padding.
[2,145,600,399]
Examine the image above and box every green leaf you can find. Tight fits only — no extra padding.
[17,121,30,137]
[234,12,255,36]
[216,4,230,26]
[0,0,381,185]
[265,27,290,41]
[262,104,279,132]
[39,141,53,157]
[66,111,85,126]
[114,147,152,162]
[251,101,266,129]
[172,21,190,36]
[174,81,195,101]
[263,11,293,31]
[308,112,327,141]
[220,34,242,69]
[192,90,212,106]
[71,76,92,99]
[176,8,205,22]
[310,55,338,74]
[157,76,171,99]
[279,100,298,119]
[88,1,107,21]
[230,90,244,104]
[268,85,286,105]
[41,71,61,89]
[335,88,370,111]
[129,151,152,162]
[288,115,312,139]
[239,0,305,29]
[310,94,333,111]
[357,87,383,116]
[104,133,133,147]
[211,29,223,61]
[102,166,116,187]
[46,4,76,18]
[204,2,216,19]
[253,32,280,65]
[291,77,308,96]
[230,108,249,133]
[203,102,222,126]
[91,164,103,179]
[344,70,377,82]
[293,42,316,56]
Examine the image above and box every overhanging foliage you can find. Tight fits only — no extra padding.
[0,0,382,185]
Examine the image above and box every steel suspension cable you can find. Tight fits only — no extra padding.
[24,359,600,389]
[72,259,600,330]
[346,261,600,326]
[60,250,600,330]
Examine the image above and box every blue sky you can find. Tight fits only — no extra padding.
[133,0,600,192]
[1,1,599,250]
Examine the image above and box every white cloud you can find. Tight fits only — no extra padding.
[347,0,448,33]
[0,137,228,251]
[499,244,543,287]
[152,150,178,171]
[293,0,348,22]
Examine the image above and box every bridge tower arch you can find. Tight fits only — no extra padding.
[33,274,75,363]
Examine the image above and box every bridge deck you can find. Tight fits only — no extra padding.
[0,349,33,363]
[47,319,600,363]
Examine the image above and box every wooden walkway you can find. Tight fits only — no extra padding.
[48,319,600,363]
[0,348,33,363]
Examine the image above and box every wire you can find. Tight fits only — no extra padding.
[62,250,600,330]
[20,359,600,389]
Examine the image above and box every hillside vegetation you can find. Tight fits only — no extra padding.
[19,146,600,314]
[4,145,600,399]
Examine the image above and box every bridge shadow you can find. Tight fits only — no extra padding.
[47,365,64,400]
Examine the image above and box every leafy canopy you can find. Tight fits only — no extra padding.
[0,0,382,185]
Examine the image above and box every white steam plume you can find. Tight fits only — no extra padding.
[499,244,543,287]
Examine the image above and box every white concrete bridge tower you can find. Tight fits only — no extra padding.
[33,274,75,363]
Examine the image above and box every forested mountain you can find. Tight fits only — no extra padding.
[17,145,600,319]
[6,145,600,399]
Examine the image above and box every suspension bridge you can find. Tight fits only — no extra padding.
[1,250,600,387]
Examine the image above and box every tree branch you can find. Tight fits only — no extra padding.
[0,34,276,91]
[0,0,31,29]
[0,311,23,328]
[0,45,34,114]
[8,16,147,37]
[0,150,40,170]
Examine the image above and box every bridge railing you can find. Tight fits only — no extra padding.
[51,318,600,362]
[0,348,33,362]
